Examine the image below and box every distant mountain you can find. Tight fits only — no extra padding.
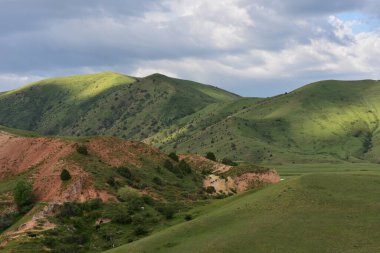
[1,73,380,163]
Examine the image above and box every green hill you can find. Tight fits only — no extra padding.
[106,171,380,253]
[0,72,239,139]
[158,80,380,163]
[1,74,380,163]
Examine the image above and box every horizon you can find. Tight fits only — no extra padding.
[1,1,380,97]
[2,71,380,98]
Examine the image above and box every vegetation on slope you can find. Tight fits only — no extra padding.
[160,80,380,163]
[0,128,278,252]
[2,74,380,164]
[106,172,380,253]
[0,72,239,140]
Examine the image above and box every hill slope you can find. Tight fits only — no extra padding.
[2,74,380,163]
[106,172,380,253]
[0,127,279,252]
[158,80,380,163]
[0,72,239,139]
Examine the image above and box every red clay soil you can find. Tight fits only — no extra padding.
[203,170,281,194]
[0,131,73,180]
[0,131,114,203]
[88,137,166,168]
[181,153,281,194]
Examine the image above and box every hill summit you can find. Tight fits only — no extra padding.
[2,73,380,163]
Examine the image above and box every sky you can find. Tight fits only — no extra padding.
[1,0,380,97]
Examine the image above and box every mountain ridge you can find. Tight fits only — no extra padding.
[1,73,380,163]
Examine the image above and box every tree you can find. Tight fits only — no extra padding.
[205,152,216,161]
[168,152,179,162]
[13,180,34,212]
[60,169,71,181]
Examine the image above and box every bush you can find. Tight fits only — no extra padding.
[152,177,163,185]
[58,202,83,218]
[142,195,154,205]
[178,160,192,174]
[164,159,183,177]
[205,186,216,194]
[116,167,132,179]
[60,169,71,181]
[117,187,144,212]
[113,212,132,224]
[156,204,176,219]
[0,213,18,232]
[184,214,193,221]
[205,152,216,161]
[13,180,34,212]
[76,146,88,155]
[107,177,118,188]
[134,226,148,236]
[84,198,103,211]
[221,158,237,166]
[163,160,174,170]
[168,152,179,162]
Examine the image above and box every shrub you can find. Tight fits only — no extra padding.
[178,160,192,174]
[13,180,34,212]
[152,177,163,185]
[221,158,237,166]
[60,169,71,181]
[156,204,176,219]
[134,226,148,236]
[205,186,216,194]
[58,202,83,218]
[76,146,88,155]
[116,167,132,179]
[205,152,216,161]
[0,213,18,231]
[117,187,144,212]
[163,160,174,170]
[84,198,103,211]
[142,195,154,205]
[117,187,139,201]
[113,213,132,224]
[168,152,179,162]
[164,159,184,177]
[107,177,117,188]
[184,214,193,221]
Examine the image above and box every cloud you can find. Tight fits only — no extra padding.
[0,74,45,92]
[0,0,380,96]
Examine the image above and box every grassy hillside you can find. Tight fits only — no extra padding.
[106,171,380,253]
[0,128,279,252]
[160,80,380,163]
[0,72,239,139]
[2,74,380,163]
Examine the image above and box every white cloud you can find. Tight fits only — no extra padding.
[0,74,45,92]
[0,1,380,96]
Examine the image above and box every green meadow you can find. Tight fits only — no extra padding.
[106,164,380,253]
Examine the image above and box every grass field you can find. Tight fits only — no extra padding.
[105,163,380,253]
